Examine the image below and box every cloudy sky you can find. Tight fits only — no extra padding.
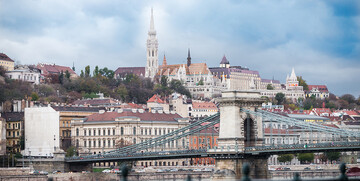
[0,0,359,96]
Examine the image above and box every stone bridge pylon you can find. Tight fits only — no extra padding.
[210,90,268,180]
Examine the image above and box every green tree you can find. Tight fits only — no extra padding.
[80,70,84,78]
[325,152,341,163]
[66,146,76,157]
[93,66,99,77]
[116,85,128,101]
[266,84,274,90]
[85,65,91,77]
[59,71,64,84]
[277,154,294,163]
[297,153,315,164]
[297,76,309,91]
[65,70,71,79]
[275,93,285,105]
[31,92,39,101]
[160,76,168,87]
[340,94,355,104]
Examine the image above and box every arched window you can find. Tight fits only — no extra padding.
[76,139,79,148]
[152,50,154,57]
[121,127,124,135]
[84,130,86,136]
[76,128,79,136]
[133,138,136,144]
[133,127,136,135]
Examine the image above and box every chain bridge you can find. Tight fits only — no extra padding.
[65,91,360,179]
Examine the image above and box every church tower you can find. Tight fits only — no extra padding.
[145,8,159,79]
[187,48,191,67]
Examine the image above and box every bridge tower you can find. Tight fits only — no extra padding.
[211,90,268,179]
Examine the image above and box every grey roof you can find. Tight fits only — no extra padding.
[220,55,229,64]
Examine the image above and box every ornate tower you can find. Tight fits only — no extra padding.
[145,8,159,79]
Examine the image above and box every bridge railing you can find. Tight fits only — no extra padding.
[118,163,359,181]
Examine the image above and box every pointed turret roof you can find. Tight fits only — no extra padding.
[162,54,167,66]
[187,48,191,66]
[220,55,229,64]
[290,67,297,79]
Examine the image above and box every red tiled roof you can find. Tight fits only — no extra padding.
[0,53,14,62]
[308,85,329,93]
[192,102,218,110]
[312,108,332,116]
[147,94,165,104]
[85,109,182,122]
[343,110,359,116]
[36,63,76,75]
[114,67,145,77]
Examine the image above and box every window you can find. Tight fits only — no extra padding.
[121,127,124,135]
[93,129,96,136]
[149,129,151,135]
[98,130,101,135]
[113,129,115,135]
[76,140,79,147]
[88,141,91,147]
[108,129,110,135]
[89,130,91,136]
[145,129,147,135]
[93,140,96,147]
[103,140,106,147]
[113,140,115,147]
[103,129,105,135]
[133,138,136,144]
[141,129,143,135]
[84,130,87,136]
[133,127,136,135]
[155,129,157,135]
[108,140,111,147]
[98,140,101,147]
[76,128,79,136]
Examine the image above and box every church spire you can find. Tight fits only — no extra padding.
[150,8,155,31]
[145,8,159,79]
[162,54,167,66]
[187,48,191,67]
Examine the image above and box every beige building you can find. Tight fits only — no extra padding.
[146,94,169,112]
[71,109,190,167]
[52,106,105,150]
[191,101,218,118]
[1,113,24,153]
[0,53,15,71]
[169,93,192,118]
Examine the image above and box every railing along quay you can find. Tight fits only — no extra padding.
[118,163,359,181]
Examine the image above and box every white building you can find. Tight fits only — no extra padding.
[260,68,305,103]
[24,106,60,157]
[5,66,41,84]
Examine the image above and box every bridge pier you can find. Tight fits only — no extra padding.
[211,90,267,179]
[214,155,269,179]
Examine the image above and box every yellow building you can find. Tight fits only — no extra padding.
[1,113,24,153]
[52,106,105,150]
[0,53,15,71]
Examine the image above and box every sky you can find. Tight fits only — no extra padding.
[0,0,359,97]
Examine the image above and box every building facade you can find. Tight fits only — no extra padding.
[0,53,14,71]
[52,106,105,150]
[306,85,329,99]
[24,107,60,157]
[1,112,24,154]
[191,101,218,118]
[5,66,41,84]
[71,109,190,167]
